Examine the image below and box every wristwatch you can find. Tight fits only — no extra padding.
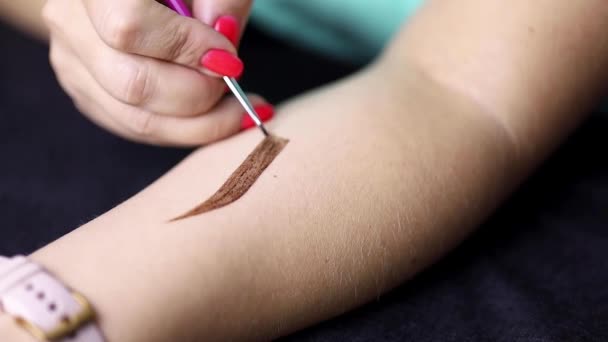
[0,255,105,341]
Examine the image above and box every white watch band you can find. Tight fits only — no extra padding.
[0,256,105,341]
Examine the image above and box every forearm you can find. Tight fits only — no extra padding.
[0,0,47,39]
[4,62,517,341]
[3,0,607,340]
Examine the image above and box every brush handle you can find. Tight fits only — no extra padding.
[164,0,192,17]
[163,0,270,137]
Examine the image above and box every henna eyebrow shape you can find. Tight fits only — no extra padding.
[170,135,289,221]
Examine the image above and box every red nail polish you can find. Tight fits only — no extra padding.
[201,49,243,77]
[214,15,240,46]
[241,104,274,131]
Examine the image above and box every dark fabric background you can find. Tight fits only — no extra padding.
[1,22,607,341]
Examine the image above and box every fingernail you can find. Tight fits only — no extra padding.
[214,15,240,46]
[241,104,274,131]
[201,49,244,77]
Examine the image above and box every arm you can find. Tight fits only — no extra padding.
[0,0,47,39]
[3,0,608,340]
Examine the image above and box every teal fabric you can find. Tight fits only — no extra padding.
[251,0,423,64]
[252,1,607,109]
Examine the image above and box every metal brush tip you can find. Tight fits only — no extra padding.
[223,76,271,137]
[259,124,270,137]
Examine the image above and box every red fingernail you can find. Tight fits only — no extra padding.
[214,15,240,46]
[241,104,274,131]
[201,49,243,77]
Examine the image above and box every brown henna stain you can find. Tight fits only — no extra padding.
[170,135,289,221]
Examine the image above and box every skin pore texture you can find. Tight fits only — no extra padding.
[171,135,289,221]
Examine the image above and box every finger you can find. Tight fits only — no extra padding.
[49,38,145,140]
[104,93,272,147]
[83,40,225,117]
[54,41,272,146]
[192,0,254,46]
[83,0,243,77]
[53,0,224,117]
[135,95,273,146]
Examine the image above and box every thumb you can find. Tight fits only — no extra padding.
[191,0,254,46]
[84,0,239,73]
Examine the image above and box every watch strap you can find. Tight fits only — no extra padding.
[0,256,104,342]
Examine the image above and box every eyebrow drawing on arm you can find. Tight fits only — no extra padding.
[170,135,289,222]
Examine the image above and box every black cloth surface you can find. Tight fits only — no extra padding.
[1,23,607,341]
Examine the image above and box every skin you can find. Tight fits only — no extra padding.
[6,0,263,146]
[0,0,46,39]
[1,0,608,341]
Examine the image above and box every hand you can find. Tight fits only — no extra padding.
[43,0,273,146]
